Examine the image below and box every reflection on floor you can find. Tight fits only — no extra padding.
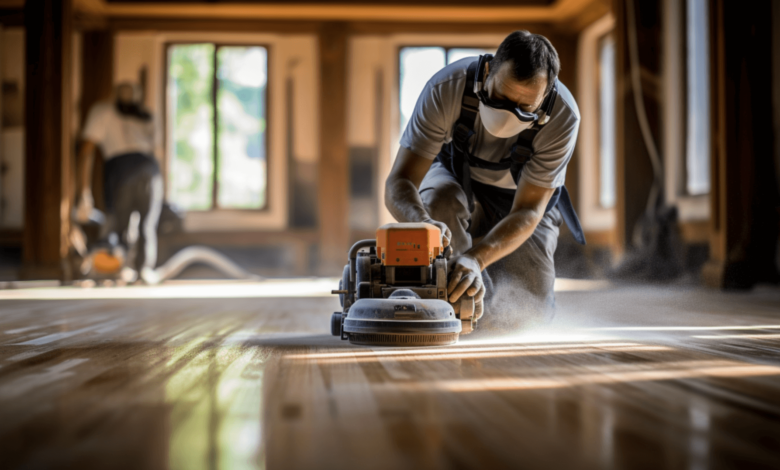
[0,280,779,469]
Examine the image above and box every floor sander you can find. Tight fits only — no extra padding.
[70,206,261,284]
[331,222,481,347]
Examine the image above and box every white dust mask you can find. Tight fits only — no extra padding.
[478,101,534,138]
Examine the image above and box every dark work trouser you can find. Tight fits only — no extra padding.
[419,161,562,331]
[103,152,163,272]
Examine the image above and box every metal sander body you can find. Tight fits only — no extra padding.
[331,222,477,347]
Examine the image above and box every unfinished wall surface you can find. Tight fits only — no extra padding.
[0,27,24,230]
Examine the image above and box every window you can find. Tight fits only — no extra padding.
[685,0,710,195]
[166,43,268,211]
[399,46,494,133]
[597,34,617,208]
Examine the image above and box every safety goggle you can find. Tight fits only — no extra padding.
[473,54,557,125]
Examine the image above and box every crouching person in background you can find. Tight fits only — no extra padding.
[75,82,163,285]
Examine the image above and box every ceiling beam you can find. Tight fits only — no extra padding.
[73,0,602,24]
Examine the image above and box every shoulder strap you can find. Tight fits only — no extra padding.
[509,126,540,183]
[448,59,482,214]
[452,60,480,147]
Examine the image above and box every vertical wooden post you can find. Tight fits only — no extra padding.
[317,23,350,273]
[22,0,73,280]
[702,0,779,288]
[80,30,114,211]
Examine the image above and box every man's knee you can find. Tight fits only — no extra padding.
[421,182,469,223]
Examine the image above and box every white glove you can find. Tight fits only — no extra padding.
[75,189,94,223]
[422,218,452,248]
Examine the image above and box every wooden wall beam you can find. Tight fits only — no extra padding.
[98,17,560,36]
[554,32,580,212]
[80,33,114,105]
[0,9,24,27]
[702,0,779,288]
[317,22,350,273]
[79,31,114,212]
[22,0,74,280]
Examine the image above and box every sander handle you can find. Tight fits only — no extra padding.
[347,240,376,306]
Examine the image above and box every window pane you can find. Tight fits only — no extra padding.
[399,47,446,134]
[446,48,494,65]
[216,46,268,209]
[686,0,710,195]
[167,44,215,211]
[599,36,617,208]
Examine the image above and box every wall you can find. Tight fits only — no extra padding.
[0,27,24,230]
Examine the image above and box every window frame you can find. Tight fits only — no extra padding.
[163,41,272,213]
[661,0,710,222]
[396,44,497,133]
[576,14,617,237]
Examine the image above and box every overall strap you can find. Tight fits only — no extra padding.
[451,60,481,213]
[445,60,586,245]
[509,125,540,183]
[508,124,587,245]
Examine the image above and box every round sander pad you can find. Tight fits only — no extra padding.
[342,290,461,346]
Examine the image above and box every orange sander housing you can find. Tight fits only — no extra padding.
[331,222,479,346]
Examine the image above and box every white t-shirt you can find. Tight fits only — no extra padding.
[400,57,581,190]
[82,101,155,160]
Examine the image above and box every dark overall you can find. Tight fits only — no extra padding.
[102,152,163,272]
[419,60,585,330]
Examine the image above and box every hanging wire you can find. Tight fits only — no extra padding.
[626,0,665,216]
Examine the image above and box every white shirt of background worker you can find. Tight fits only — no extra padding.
[76,83,157,220]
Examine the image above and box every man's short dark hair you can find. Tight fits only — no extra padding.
[492,30,560,94]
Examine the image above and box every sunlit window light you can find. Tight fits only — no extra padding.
[598,34,616,208]
[686,0,710,195]
[167,44,268,211]
[399,46,495,134]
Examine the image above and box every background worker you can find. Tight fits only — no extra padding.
[385,31,583,327]
[75,82,163,284]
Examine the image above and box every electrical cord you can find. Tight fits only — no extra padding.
[626,0,665,217]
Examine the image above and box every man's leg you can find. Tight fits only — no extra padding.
[418,162,473,255]
[479,207,562,331]
[137,172,163,273]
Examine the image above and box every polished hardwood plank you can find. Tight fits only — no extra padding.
[0,281,779,469]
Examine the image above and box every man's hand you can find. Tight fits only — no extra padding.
[447,254,484,304]
[423,218,451,248]
[75,189,95,223]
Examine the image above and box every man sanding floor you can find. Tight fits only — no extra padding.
[385,31,585,330]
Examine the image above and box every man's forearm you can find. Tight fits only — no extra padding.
[384,178,431,223]
[465,208,543,270]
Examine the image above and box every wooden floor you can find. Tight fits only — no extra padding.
[1,279,779,469]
